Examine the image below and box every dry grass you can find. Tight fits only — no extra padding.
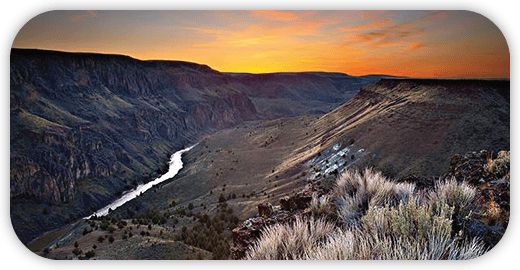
[245,168,487,260]
[334,168,416,225]
[310,194,332,217]
[245,217,336,260]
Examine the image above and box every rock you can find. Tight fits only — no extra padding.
[257,203,273,217]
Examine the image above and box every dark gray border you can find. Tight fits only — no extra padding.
[0,0,520,270]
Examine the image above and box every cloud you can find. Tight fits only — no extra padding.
[71,10,97,23]
[406,43,424,51]
[346,29,418,48]
[338,19,391,32]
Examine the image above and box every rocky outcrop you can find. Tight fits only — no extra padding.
[231,183,329,259]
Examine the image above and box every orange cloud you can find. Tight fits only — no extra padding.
[406,43,424,51]
[71,10,97,23]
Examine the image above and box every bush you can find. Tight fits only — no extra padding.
[484,150,510,178]
[429,178,479,223]
[107,225,117,233]
[219,194,226,203]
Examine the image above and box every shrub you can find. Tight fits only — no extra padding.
[484,150,510,178]
[361,197,454,247]
[108,235,114,243]
[107,225,117,233]
[429,178,479,223]
[219,194,226,203]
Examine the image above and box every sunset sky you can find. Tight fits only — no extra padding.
[12,10,509,78]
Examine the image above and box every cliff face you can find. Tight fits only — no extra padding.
[10,49,256,205]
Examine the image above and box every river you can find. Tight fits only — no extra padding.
[85,144,196,219]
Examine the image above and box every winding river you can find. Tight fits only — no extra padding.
[85,144,196,219]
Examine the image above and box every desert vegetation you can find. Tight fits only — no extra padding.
[244,166,507,260]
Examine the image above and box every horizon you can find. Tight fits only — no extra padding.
[12,11,510,78]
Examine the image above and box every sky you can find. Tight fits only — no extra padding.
[12,10,509,78]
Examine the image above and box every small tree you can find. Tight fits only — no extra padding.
[219,194,226,203]
[85,250,96,259]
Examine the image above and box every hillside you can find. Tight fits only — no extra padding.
[10,48,379,244]
[278,78,509,181]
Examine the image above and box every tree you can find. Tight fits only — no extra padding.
[85,250,96,259]
[219,194,226,203]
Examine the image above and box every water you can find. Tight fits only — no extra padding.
[84,144,196,219]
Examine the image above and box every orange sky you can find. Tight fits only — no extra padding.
[12,10,509,78]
